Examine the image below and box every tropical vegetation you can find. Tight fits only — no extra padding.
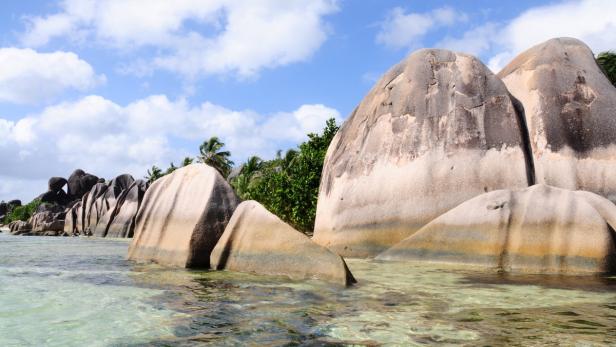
[198,137,234,178]
[2,199,42,224]
[597,51,616,87]
[230,118,339,234]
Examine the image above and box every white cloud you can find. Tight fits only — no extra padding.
[435,0,616,72]
[0,48,105,104]
[376,6,467,49]
[0,95,341,201]
[20,0,339,78]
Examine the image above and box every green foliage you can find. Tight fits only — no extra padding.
[182,157,194,166]
[145,165,164,184]
[597,51,616,87]
[165,162,178,175]
[198,136,234,178]
[3,199,42,224]
[231,118,339,234]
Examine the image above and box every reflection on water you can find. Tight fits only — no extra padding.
[1,233,615,346]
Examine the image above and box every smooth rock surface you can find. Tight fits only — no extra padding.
[128,164,240,268]
[211,201,356,286]
[314,49,532,257]
[377,184,616,274]
[499,37,616,202]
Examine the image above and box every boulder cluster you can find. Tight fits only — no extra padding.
[313,37,616,274]
[5,37,615,284]
[128,164,356,286]
[2,169,146,238]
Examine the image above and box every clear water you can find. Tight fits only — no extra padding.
[1,233,615,346]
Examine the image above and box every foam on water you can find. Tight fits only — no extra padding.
[1,233,615,346]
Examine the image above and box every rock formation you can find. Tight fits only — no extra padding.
[499,37,616,202]
[313,48,532,257]
[64,174,146,238]
[128,164,240,267]
[377,184,616,274]
[67,169,99,201]
[211,201,356,286]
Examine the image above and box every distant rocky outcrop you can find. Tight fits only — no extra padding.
[377,184,616,274]
[211,201,356,286]
[313,48,532,257]
[1,168,145,238]
[66,174,146,238]
[128,164,240,267]
[499,38,616,203]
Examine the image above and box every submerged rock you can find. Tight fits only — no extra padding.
[314,48,532,257]
[377,184,616,274]
[128,164,240,267]
[499,37,616,202]
[211,201,356,286]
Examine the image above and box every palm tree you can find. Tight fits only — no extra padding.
[198,136,234,178]
[165,162,178,175]
[182,157,194,166]
[230,156,263,198]
[597,51,616,87]
[240,156,263,176]
[145,165,163,184]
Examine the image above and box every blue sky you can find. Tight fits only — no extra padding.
[1,0,615,201]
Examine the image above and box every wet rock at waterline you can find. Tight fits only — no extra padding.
[377,184,616,274]
[313,48,532,257]
[8,221,32,235]
[499,37,616,202]
[128,164,240,268]
[211,201,356,286]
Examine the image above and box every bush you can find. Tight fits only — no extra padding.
[3,199,42,224]
[231,118,339,234]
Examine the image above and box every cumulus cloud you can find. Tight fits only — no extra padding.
[376,6,467,49]
[0,95,340,201]
[0,48,105,104]
[436,0,616,71]
[20,0,339,78]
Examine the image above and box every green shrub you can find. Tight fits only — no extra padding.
[3,199,42,224]
[231,118,339,234]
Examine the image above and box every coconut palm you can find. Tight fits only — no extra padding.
[145,165,163,184]
[597,51,616,87]
[182,157,194,166]
[165,162,178,175]
[198,136,234,177]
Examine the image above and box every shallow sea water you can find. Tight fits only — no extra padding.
[1,233,615,346]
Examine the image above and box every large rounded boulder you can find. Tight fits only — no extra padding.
[67,169,99,201]
[377,184,616,274]
[211,201,356,286]
[128,164,240,268]
[498,37,616,202]
[313,49,533,257]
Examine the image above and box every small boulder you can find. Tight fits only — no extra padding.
[377,184,616,274]
[211,201,356,286]
[9,221,32,235]
[128,164,240,267]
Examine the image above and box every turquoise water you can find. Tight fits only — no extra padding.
[1,233,615,346]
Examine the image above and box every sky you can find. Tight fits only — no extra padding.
[1,0,615,202]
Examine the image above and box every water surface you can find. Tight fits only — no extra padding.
[1,233,615,346]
